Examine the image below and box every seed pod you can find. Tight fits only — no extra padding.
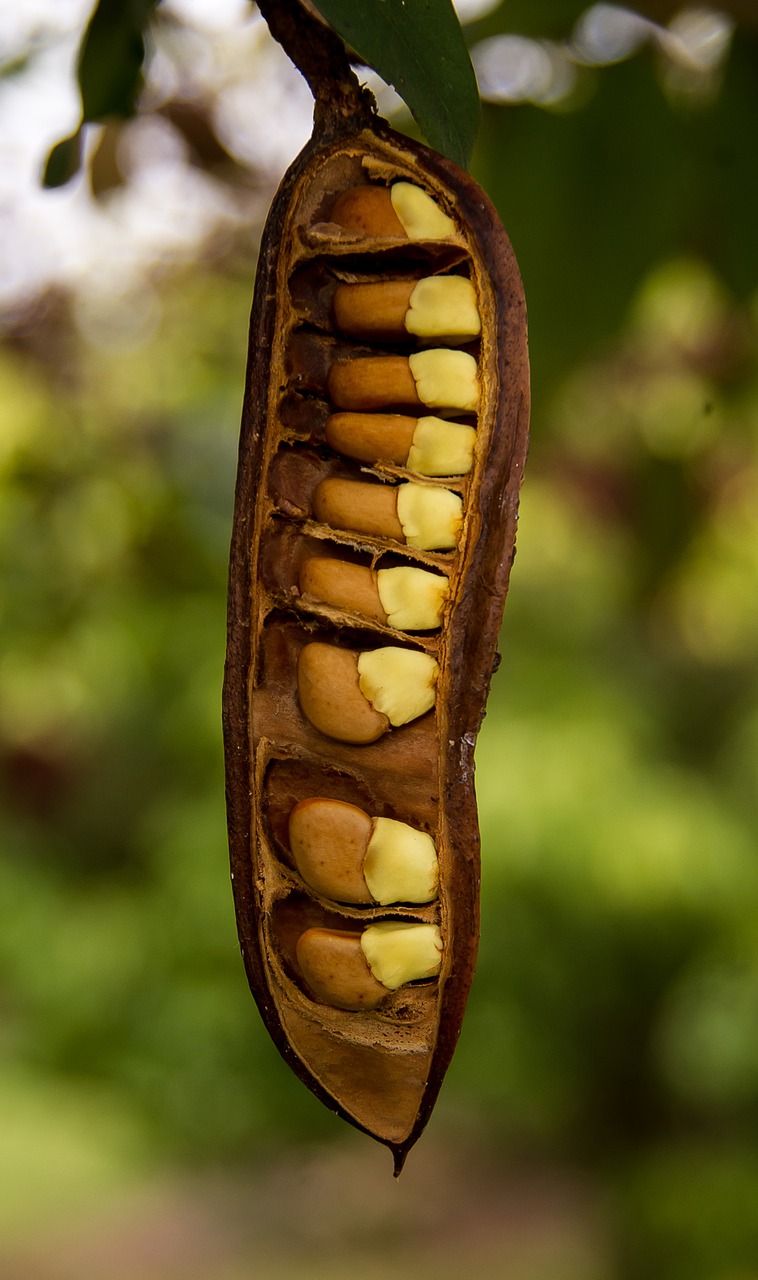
[223,8,529,1175]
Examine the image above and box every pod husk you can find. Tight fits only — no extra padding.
[223,118,529,1173]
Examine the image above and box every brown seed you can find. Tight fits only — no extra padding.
[329,183,456,241]
[296,928,389,1010]
[330,186,407,238]
[332,280,415,341]
[289,798,373,903]
[296,642,388,743]
[299,557,387,623]
[327,356,422,412]
[333,277,480,345]
[325,412,417,466]
[313,477,404,542]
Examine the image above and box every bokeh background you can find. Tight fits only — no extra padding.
[2,1,758,1276]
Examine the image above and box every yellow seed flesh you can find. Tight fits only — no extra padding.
[407,417,476,477]
[375,566,449,631]
[357,647,439,726]
[396,483,462,551]
[408,349,480,412]
[363,818,439,905]
[360,921,443,990]
[406,277,481,344]
[390,183,456,240]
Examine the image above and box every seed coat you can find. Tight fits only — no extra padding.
[297,928,389,1009]
[297,642,388,743]
[289,798,373,902]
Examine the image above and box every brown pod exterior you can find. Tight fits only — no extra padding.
[223,120,530,1173]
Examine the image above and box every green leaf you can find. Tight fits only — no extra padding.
[310,0,480,170]
[42,0,159,189]
[78,0,160,123]
[42,129,83,189]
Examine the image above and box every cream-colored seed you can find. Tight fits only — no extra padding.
[406,277,481,343]
[363,818,439,905]
[360,921,443,990]
[297,928,389,1010]
[407,417,476,477]
[396,483,463,551]
[390,182,456,239]
[297,643,388,743]
[357,646,439,726]
[289,798,373,903]
[408,349,479,411]
[375,566,449,630]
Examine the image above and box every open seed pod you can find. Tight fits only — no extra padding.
[223,0,530,1174]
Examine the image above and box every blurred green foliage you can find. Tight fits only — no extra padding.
[44,0,160,187]
[2,12,758,1278]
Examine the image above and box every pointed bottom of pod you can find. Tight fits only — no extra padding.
[280,1003,434,1149]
